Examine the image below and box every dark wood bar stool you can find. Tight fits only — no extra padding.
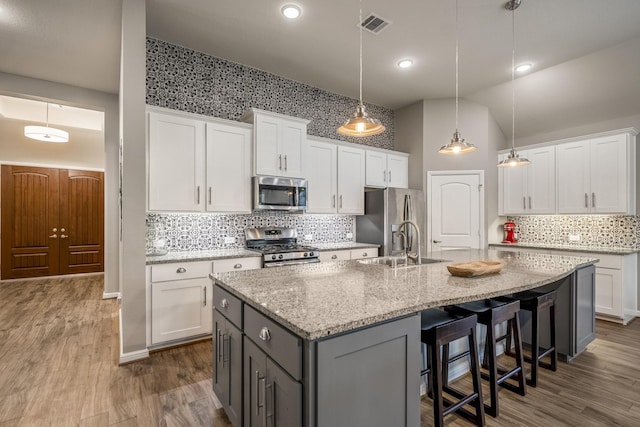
[444,299,526,417]
[505,289,558,387]
[420,309,485,427]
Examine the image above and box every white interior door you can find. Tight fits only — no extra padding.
[429,172,483,251]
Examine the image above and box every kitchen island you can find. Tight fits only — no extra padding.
[211,249,597,427]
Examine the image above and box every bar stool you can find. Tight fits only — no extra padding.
[420,309,485,427]
[505,289,558,387]
[444,299,526,417]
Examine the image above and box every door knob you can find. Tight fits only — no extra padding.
[49,234,57,238]
[60,234,68,239]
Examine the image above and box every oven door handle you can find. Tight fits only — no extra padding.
[263,258,321,268]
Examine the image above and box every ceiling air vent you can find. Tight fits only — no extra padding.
[360,13,392,35]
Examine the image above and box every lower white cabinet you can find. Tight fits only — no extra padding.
[319,247,379,262]
[350,248,376,260]
[213,257,262,273]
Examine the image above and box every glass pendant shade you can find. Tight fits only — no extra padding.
[497,148,530,168]
[438,130,477,154]
[337,104,385,137]
[24,125,69,143]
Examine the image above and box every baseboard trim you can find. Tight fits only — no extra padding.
[118,307,150,365]
[102,291,120,300]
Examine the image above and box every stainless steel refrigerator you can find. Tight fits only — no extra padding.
[355,188,426,257]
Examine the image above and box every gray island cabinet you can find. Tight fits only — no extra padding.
[212,249,597,427]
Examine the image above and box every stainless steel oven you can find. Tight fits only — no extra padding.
[253,176,307,212]
[245,227,319,267]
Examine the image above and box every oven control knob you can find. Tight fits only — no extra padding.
[278,254,284,259]
[309,251,314,257]
[271,255,276,260]
[303,252,308,257]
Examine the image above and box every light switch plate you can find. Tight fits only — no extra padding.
[224,236,236,244]
[304,234,313,241]
[346,232,353,239]
[568,234,581,242]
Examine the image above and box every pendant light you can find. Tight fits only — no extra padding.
[438,0,477,155]
[498,0,529,168]
[337,0,385,137]
[24,102,69,143]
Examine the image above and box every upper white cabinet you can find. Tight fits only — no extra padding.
[240,108,309,178]
[500,146,556,215]
[365,150,409,189]
[148,108,252,213]
[306,137,365,214]
[557,133,634,214]
[148,111,205,212]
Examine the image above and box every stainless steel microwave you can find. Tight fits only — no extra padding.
[253,176,308,212]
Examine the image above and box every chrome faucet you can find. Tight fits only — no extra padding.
[396,220,422,264]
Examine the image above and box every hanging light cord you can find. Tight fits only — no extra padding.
[511,6,516,151]
[45,103,50,128]
[455,0,459,132]
[358,0,363,107]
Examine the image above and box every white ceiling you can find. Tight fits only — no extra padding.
[2,0,640,139]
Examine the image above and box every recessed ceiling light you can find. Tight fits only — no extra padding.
[281,4,301,19]
[397,59,413,69]
[515,63,533,73]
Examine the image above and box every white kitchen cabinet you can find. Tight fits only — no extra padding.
[213,257,262,273]
[148,111,205,212]
[350,248,376,260]
[150,261,213,344]
[557,133,634,214]
[365,150,409,189]
[205,122,252,213]
[307,137,365,214]
[241,108,309,178]
[499,146,556,215]
[148,108,253,213]
[318,250,352,263]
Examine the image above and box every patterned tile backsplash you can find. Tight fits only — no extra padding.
[508,215,640,249]
[146,37,394,150]
[146,212,354,253]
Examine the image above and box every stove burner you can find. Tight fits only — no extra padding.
[245,227,320,267]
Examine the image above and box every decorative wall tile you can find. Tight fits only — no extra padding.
[146,212,354,253]
[146,37,394,150]
[507,215,640,249]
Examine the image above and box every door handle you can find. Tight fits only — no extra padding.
[528,196,532,209]
[433,240,442,244]
[585,193,588,208]
[523,196,526,210]
[60,234,68,239]
[592,192,595,208]
[203,286,207,307]
[278,155,282,170]
[196,186,200,204]
[332,194,336,208]
[208,187,212,205]
[222,333,229,366]
[217,329,223,362]
[383,170,386,182]
[284,154,288,171]
[388,171,391,182]
[339,195,343,209]
[49,234,57,238]
[256,370,266,416]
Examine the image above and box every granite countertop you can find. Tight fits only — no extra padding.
[489,242,640,255]
[213,249,597,341]
[146,248,261,265]
[313,242,379,251]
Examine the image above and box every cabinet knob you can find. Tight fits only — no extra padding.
[258,327,271,342]
[234,263,242,269]
[220,298,229,308]
[176,267,186,273]
[362,252,368,257]
[331,254,337,260]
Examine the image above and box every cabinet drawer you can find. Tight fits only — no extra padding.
[350,248,377,260]
[213,285,243,328]
[319,250,351,263]
[244,304,302,380]
[151,261,212,282]
[213,257,262,273]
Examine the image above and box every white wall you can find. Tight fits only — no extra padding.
[395,101,424,190]
[0,72,119,297]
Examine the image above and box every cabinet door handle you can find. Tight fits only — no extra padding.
[203,286,207,307]
[528,196,532,209]
[256,370,265,416]
[389,171,392,182]
[331,254,337,260]
[234,263,242,269]
[585,193,588,208]
[284,154,288,171]
[220,298,229,308]
[176,267,186,273]
[258,327,271,341]
[196,186,200,204]
[339,195,343,209]
[49,234,57,239]
[523,196,526,210]
[222,333,229,366]
[208,187,212,205]
[60,234,68,239]
[592,192,596,208]
[265,382,273,425]
[332,194,336,208]
[217,329,223,362]
[433,240,442,244]
[383,170,386,182]
[278,155,282,170]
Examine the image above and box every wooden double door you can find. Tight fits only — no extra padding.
[1,165,104,279]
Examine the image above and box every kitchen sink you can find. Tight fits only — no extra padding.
[358,256,447,268]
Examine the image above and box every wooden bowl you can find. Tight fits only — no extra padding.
[446,260,505,277]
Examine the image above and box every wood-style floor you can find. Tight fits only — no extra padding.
[1,275,639,426]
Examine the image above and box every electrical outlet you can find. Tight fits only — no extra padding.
[224,236,236,244]
[346,232,353,239]
[304,234,313,241]
[568,234,581,242]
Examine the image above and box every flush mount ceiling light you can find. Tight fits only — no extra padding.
[439,0,477,155]
[24,102,69,143]
[281,4,301,19]
[498,0,530,168]
[337,0,385,137]
[397,59,413,69]
[515,63,532,73]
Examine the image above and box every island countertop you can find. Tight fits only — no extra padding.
[213,249,597,341]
